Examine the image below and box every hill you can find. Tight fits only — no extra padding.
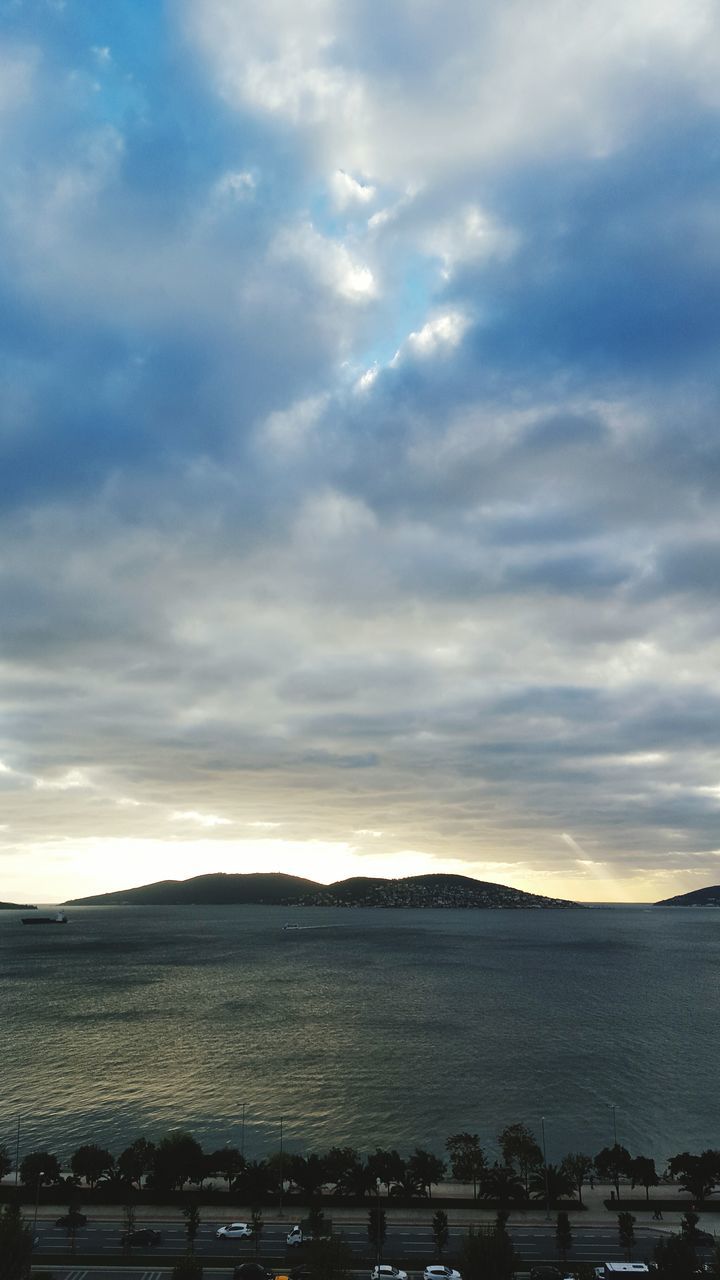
[0,901,35,910]
[656,884,720,906]
[64,872,318,906]
[300,872,578,908]
[65,870,579,909]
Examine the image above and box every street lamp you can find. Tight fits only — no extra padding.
[540,1118,551,1222]
[375,1177,382,1271]
[279,1116,284,1218]
[609,1103,618,1148]
[33,1170,45,1233]
[608,1103,620,1202]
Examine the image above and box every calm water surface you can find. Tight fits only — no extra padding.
[2,905,719,1165]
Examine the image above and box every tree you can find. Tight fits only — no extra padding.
[668,1151,720,1202]
[59,1201,84,1255]
[287,1154,327,1198]
[594,1145,632,1201]
[205,1147,245,1190]
[655,1232,699,1280]
[303,1235,354,1280]
[367,1149,405,1195]
[233,1160,277,1203]
[432,1209,449,1258]
[368,1206,387,1263]
[70,1144,114,1189]
[479,1164,525,1206]
[251,1206,264,1258]
[560,1153,593,1206]
[630,1156,659,1201]
[556,1211,572,1262]
[445,1134,486,1198]
[324,1147,362,1196]
[618,1212,636,1260]
[122,1200,136,1253]
[306,1203,330,1238]
[18,1153,60,1189]
[408,1149,446,1199]
[118,1138,156,1188]
[183,1203,201,1254]
[459,1224,518,1280]
[498,1124,543,1195]
[150,1133,204,1191]
[530,1164,574,1204]
[0,1146,12,1181]
[388,1169,423,1200]
[680,1210,700,1241]
[0,1203,33,1280]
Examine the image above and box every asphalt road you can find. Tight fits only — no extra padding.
[33,1216,686,1266]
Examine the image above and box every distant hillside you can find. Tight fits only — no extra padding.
[300,872,578,908]
[0,901,35,910]
[66,870,579,909]
[65,872,318,906]
[656,884,720,906]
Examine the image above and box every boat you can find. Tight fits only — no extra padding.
[283,922,302,930]
[21,911,68,925]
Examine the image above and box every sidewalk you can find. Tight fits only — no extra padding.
[9,1180,720,1232]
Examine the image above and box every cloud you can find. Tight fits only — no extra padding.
[1,0,720,904]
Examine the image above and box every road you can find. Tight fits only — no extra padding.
[33,1216,681,1266]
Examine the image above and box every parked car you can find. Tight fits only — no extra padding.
[232,1265,274,1280]
[371,1268,408,1280]
[217,1222,254,1239]
[121,1228,162,1247]
[424,1268,462,1280]
[56,1212,87,1229]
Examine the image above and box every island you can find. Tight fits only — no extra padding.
[0,901,36,910]
[655,884,720,906]
[65,871,580,909]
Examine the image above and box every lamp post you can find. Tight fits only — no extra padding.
[279,1117,284,1218]
[540,1118,551,1222]
[14,1118,20,1186]
[241,1103,245,1158]
[33,1170,45,1233]
[608,1102,618,1148]
[609,1103,619,1202]
[375,1177,382,1272]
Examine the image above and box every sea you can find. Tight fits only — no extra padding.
[2,904,719,1169]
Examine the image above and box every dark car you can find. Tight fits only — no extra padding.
[530,1269,567,1280]
[692,1232,715,1247]
[121,1228,162,1247]
[56,1212,87,1229]
[233,1265,274,1280]
[289,1268,319,1280]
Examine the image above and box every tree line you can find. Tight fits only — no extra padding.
[2,1123,720,1205]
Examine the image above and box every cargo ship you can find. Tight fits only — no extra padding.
[21,911,68,925]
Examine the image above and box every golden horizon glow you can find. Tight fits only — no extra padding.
[2,834,709,905]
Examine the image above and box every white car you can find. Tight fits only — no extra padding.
[424,1268,461,1280]
[371,1268,408,1280]
[287,1225,311,1247]
[216,1222,254,1240]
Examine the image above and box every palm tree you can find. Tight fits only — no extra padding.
[479,1164,525,1206]
[530,1164,574,1204]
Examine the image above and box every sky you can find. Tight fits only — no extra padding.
[2,0,720,904]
